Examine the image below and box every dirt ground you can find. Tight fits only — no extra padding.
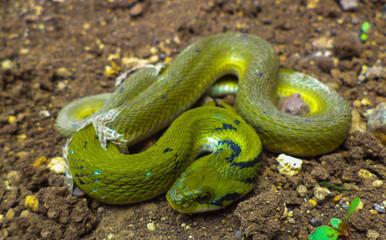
[1,0,385,239]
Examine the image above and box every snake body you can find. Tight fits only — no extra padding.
[57,33,351,213]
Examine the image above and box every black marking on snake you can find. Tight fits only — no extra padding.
[162,94,168,99]
[231,151,263,169]
[195,49,201,54]
[119,87,124,93]
[241,176,257,184]
[218,140,241,163]
[234,120,240,126]
[163,148,173,153]
[173,154,181,172]
[305,119,310,123]
[84,141,88,149]
[208,192,242,206]
[213,123,237,132]
[214,148,223,156]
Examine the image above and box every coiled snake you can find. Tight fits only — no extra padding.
[56,33,351,213]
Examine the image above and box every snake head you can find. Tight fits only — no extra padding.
[166,157,249,213]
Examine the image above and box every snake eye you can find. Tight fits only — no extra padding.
[197,193,211,204]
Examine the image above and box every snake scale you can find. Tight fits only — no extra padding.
[56,33,351,213]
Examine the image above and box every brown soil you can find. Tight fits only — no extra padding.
[1,0,385,239]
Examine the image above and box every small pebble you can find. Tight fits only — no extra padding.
[20,210,29,218]
[39,110,51,118]
[287,217,296,224]
[57,81,67,91]
[5,208,15,219]
[313,186,330,201]
[309,199,317,207]
[366,230,380,240]
[339,198,350,210]
[25,195,39,212]
[47,157,67,174]
[147,222,155,231]
[56,67,73,78]
[358,169,377,180]
[296,185,307,198]
[372,180,383,188]
[339,0,359,11]
[366,102,386,144]
[350,110,366,133]
[332,194,343,203]
[276,154,303,176]
[356,201,364,210]
[310,216,322,227]
[369,209,378,215]
[374,203,385,214]
[1,59,15,70]
[357,65,386,83]
[129,3,144,17]
[235,230,244,239]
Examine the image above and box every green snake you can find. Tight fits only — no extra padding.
[56,33,351,213]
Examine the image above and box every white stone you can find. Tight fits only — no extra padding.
[276,154,303,176]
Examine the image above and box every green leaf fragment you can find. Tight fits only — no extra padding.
[360,33,368,42]
[309,226,341,240]
[346,197,361,221]
[330,218,342,230]
[361,21,371,32]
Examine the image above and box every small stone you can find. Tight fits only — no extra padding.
[374,203,385,214]
[16,151,31,160]
[310,216,322,227]
[287,217,296,224]
[296,185,307,198]
[350,110,366,133]
[0,214,3,224]
[366,103,386,145]
[310,166,329,181]
[39,110,51,118]
[7,170,21,186]
[129,3,144,17]
[358,65,386,83]
[358,169,377,180]
[276,154,303,176]
[356,200,364,210]
[47,157,67,174]
[312,36,334,50]
[369,209,378,215]
[339,0,359,10]
[91,200,101,209]
[25,195,39,212]
[57,81,67,91]
[147,222,155,231]
[20,210,29,218]
[339,198,350,210]
[372,180,383,187]
[313,186,330,201]
[1,59,15,70]
[309,199,317,207]
[332,194,343,203]
[5,208,15,219]
[366,230,380,240]
[147,55,159,64]
[56,67,72,78]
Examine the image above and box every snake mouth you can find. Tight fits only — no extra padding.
[166,187,193,213]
